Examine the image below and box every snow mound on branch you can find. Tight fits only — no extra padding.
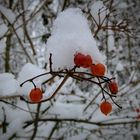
[18,63,49,96]
[46,8,106,70]
[0,73,19,96]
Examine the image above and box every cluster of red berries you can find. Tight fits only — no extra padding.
[100,81,118,115]
[28,52,119,116]
[74,52,105,76]
[74,52,119,115]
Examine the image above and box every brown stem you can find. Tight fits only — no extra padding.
[0,99,37,114]
[25,118,140,127]
[31,103,41,140]
[21,73,69,104]
[21,0,36,55]
[0,11,33,63]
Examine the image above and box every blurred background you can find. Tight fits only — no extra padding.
[0,0,140,140]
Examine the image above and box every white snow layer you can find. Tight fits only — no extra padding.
[0,24,8,37]
[48,102,83,118]
[46,8,106,70]
[116,62,124,71]
[0,119,23,140]
[108,30,115,51]
[90,1,109,25]
[0,5,16,24]
[0,24,7,52]
[0,39,6,53]
[0,73,19,96]
[18,63,49,96]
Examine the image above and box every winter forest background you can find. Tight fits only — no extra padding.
[0,0,140,140]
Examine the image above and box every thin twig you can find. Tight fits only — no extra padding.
[48,122,59,140]
[21,0,36,55]
[25,118,140,126]
[0,99,37,114]
[20,73,70,104]
[31,103,41,140]
[0,11,33,63]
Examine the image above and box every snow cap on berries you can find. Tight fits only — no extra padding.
[46,8,106,70]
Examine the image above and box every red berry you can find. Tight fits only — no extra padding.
[29,88,43,103]
[74,53,84,67]
[136,115,140,119]
[100,101,112,116]
[108,81,118,94]
[135,108,140,113]
[74,53,92,68]
[90,63,105,76]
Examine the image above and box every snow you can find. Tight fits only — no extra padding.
[38,122,57,138]
[18,63,50,96]
[0,119,23,140]
[0,101,32,123]
[108,30,115,51]
[28,0,40,11]
[0,24,8,37]
[118,2,128,9]
[116,62,124,71]
[46,8,106,70]
[90,1,109,25]
[14,23,24,39]
[0,73,19,96]
[44,77,64,98]
[68,133,88,140]
[0,5,16,24]
[0,39,6,53]
[48,102,83,118]
[50,0,59,13]
[0,24,7,53]
[18,63,45,83]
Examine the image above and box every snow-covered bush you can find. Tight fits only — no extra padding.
[0,0,139,140]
